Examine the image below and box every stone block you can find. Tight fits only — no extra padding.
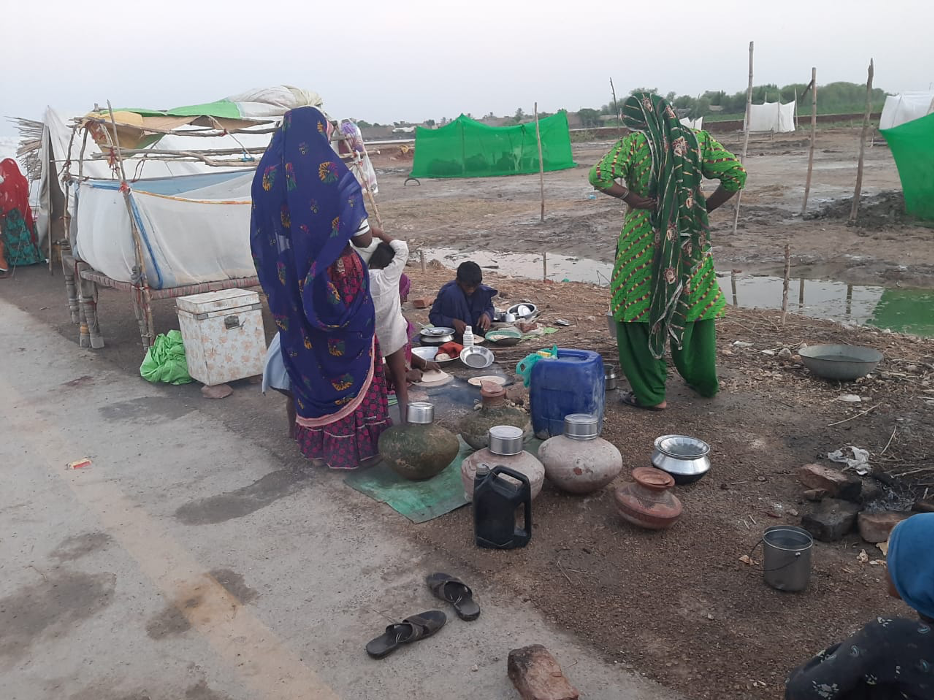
[796,464,862,502]
[858,511,912,543]
[801,499,860,542]
[508,645,579,700]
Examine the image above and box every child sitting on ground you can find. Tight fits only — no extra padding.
[785,512,934,700]
[429,261,497,336]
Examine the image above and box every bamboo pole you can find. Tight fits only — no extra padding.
[781,243,791,325]
[535,102,545,222]
[46,155,53,273]
[732,41,754,236]
[850,59,875,223]
[801,68,818,215]
[331,126,382,227]
[610,78,621,128]
[106,101,154,349]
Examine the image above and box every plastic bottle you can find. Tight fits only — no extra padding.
[462,326,474,347]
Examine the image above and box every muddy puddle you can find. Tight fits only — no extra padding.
[421,247,934,337]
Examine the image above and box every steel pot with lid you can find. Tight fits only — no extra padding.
[651,434,711,485]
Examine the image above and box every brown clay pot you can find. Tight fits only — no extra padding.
[460,383,532,450]
[614,467,683,530]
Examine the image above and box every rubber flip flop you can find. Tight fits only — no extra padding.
[620,391,665,412]
[365,610,447,659]
[426,573,481,621]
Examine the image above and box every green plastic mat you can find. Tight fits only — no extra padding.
[344,436,472,523]
[345,436,543,523]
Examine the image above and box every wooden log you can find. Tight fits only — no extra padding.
[420,249,426,273]
[107,101,155,348]
[850,59,875,223]
[535,102,545,222]
[732,41,754,236]
[542,251,548,281]
[781,243,791,325]
[801,68,818,215]
[507,645,579,700]
[62,251,80,324]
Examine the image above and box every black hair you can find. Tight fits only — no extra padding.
[456,261,483,286]
[367,242,396,270]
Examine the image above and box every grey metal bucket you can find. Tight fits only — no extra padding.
[762,526,813,592]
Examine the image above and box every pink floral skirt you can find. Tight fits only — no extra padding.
[293,350,392,470]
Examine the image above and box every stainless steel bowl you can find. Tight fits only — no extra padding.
[420,327,455,346]
[651,434,711,485]
[506,302,538,319]
[407,402,435,425]
[460,345,494,369]
[564,413,599,441]
[412,346,454,364]
[489,425,524,456]
[798,344,883,381]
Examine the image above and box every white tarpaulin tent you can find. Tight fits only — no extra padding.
[745,101,796,133]
[75,171,255,288]
[880,92,934,130]
[680,117,704,130]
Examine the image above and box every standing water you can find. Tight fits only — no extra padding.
[420,248,934,337]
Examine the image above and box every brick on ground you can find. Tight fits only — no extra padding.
[796,464,862,502]
[507,645,580,700]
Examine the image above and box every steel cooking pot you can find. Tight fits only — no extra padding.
[650,434,711,485]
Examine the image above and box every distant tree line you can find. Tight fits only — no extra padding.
[576,82,888,127]
[353,81,887,131]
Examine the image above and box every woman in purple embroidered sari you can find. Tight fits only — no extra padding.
[251,106,390,469]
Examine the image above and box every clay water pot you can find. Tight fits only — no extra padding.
[614,467,683,530]
[461,425,544,501]
[539,414,622,494]
[379,402,459,481]
[460,382,533,450]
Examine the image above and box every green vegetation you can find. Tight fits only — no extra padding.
[591,82,887,121]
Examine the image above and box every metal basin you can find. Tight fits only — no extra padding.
[420,327,455,346]
[506,302,538,319]
[798,344,883,381]
[460,346,494,369]
[485,328,522,346]
[412,346,454,364]
[651,434,711,485]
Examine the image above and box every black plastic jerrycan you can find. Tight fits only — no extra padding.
[473,465,532,549]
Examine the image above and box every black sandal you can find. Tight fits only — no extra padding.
[620,391,665,412]
[365,610,447,659]
[426,572,481,621]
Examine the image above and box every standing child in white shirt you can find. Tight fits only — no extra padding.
[364,228,412,422]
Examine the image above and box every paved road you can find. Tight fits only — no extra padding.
[0,297,672,700]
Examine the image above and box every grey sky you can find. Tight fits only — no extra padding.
[4,0,932,137]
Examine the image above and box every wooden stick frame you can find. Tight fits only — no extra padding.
[732,41,754,236]
[850,59,875,223]
[534,102,545,223]
[801,68,818,216]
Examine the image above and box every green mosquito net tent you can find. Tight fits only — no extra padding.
[410,112,576,178]
[881,112,934,220]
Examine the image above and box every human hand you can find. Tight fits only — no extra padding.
[624,193,657,211]
[425,361,441,372]
[478,314,492,331]
[452,319,467,335]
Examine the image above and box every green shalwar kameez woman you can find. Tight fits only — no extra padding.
[589,94,747,407]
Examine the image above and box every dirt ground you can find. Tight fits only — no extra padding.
[369,129,934,288]
[5,259,934,700]
[4,127,933,699]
